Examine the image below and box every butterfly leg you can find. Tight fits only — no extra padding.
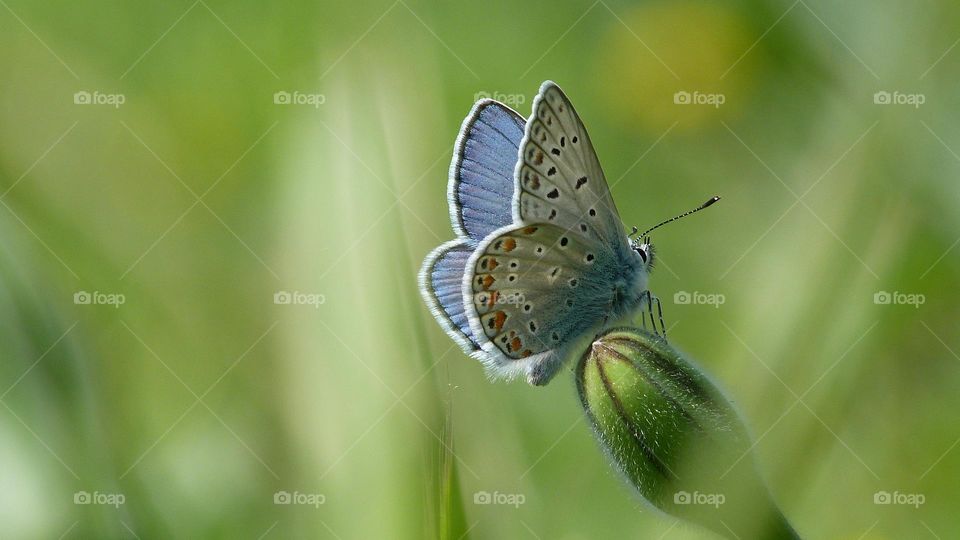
[644,290,660,337]
[653,294,667,339]
[638,290,655,336]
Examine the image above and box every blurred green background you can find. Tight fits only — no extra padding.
[1,0,958,538]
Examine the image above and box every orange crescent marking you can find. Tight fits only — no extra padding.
[493,311,507,331]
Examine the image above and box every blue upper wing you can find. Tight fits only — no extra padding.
[418,240,481,353]
[448,100,525,242]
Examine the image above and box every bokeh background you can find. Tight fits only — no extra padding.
[0,0,958,538]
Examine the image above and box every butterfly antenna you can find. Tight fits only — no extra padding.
[638,196,721,238]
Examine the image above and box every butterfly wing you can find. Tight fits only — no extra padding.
[419,240,482,354]
[513,81,625,247]
[464,222,640,385]
[449,99,525,242]
[421,100,524,354]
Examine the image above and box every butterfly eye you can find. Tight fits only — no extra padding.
[635,247,648,263]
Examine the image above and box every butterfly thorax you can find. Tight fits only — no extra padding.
[606,244,650,323]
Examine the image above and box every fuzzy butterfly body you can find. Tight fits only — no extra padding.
[420,81,656,386]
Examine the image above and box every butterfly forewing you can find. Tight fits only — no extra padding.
[515,82,625,248]
[450,100,525,241]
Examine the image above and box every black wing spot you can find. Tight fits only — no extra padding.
[579,223,587,232]
[551,148,561,156]
[547,188,559,199]
[529,321,537,332]
[572,136,579,143]
[560,136,565,147]
[588,208,597,217]
[585,253,595,263]
[560,237,568,247]
[575,176,588,189]
[524,303,532,312]
[547,166,557,176]
[569,278,578,287]
[551,332,560,341]
[548,209,557,220]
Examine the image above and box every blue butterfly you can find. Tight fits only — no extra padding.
[420,81,716,386]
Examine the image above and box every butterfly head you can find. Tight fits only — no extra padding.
[630,234,655,271]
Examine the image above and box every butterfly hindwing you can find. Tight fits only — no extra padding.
[514,81,624,247]
[449,100,525,242]
[419,240,482,354]
[465,222,622,365]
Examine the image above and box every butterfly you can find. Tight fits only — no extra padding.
[419,81,717,386]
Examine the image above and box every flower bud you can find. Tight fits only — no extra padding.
[576,328,798,539]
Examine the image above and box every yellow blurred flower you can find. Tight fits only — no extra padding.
[595,1,758,132]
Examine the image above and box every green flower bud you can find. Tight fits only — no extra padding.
[576,328,799,540]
